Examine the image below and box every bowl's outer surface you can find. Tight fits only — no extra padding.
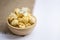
[7,16,36,35]
[8,23,36,35]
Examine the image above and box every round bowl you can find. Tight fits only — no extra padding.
[7,16,36,35]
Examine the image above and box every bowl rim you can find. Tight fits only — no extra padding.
[7,16,37,30]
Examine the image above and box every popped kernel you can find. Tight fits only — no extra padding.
[17,13,24,18]
[29,16,35,23]
[14,8,20,14]
[23,16,30,24]
[8,13,17,22]
[18,18,23,22]
[11,19,18,26]
[25,23,31,27]
[19,22,25,29]
[22,7,30,13]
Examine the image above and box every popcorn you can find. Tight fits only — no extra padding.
[11,19,18,26]
[23,16,29,24]
[18,18,23,22]
[19,22,25,29]
[22,7,30,13]
[25,23,31,27]
[8,13,17,22]
[30,16,35,24]
[14,8,20,14]
[8,7,35,28]
[14,8,24,18]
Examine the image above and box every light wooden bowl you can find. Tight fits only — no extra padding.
[7,16,36,35]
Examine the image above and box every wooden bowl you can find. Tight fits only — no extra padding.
[7,16,36,35]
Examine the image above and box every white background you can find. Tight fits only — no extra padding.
[0,0,60,40]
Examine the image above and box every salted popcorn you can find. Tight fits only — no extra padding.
[8,7,35,28]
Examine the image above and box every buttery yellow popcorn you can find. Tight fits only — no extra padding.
[14,8,24,18]
[23,12,29,16]
[18,22,25,29]
[23,16,29,24]
[23,12,32,18]
[14,8,20,14]
[25,23,31,27]
[18,18,23,22]
[8,13,17,22]
[30,16,35,24]
[8,7,35,28]
[11,19,18,26]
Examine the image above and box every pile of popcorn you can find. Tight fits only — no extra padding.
[8,7,35,29]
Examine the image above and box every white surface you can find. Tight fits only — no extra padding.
[0,0,60,40]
